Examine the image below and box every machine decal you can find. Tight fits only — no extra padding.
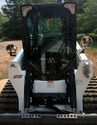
[10,63,16,68]
[47,81,54,88]
[47,81,54,83]
[13,75,23,78]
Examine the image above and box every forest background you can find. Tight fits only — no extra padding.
[0,0,97,41]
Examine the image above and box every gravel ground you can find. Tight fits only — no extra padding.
[0,40,22,77]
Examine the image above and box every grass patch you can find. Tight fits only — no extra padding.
[85,41,97,56]
[86,48,97,56]
[92,49,97,56]
[91,41,97,48]
[0,73,8,80]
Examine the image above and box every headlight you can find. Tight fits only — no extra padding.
[82,62,90,78]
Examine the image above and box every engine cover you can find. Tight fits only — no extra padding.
[33,80,66,93]
[32,80,67,105]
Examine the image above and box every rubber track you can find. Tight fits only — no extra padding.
[83,74,97,114]
[0,80,18,113]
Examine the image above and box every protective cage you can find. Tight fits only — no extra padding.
[21,2,77,80]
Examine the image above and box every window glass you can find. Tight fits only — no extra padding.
[26,11,73,76]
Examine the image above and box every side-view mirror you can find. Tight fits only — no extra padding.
[80,36,93,52]
[6,44,17,56]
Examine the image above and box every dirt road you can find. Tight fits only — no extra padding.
[0,41,22,77]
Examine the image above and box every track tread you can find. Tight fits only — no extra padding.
[83,74,97,113]
[0,80,18,113]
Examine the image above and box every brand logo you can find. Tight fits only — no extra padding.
[10,63,16,68]
[13,75,23,78]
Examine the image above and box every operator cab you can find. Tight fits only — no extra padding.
[21,3,76,80]
[21,3,77,113]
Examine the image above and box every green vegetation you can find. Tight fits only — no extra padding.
[0,0,97,43]
[77,0,97,40]
[0,12,7,40]
[92,41,97,49]
[90,41,97,55]
[0,0,57,41]
[85,41,97,56]
[0,73,8,80]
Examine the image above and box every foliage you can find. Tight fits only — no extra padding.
[0,12,7,25]
[0,12,7,40]
[0,0,97,40]
[0,36,8,41]
[77,0,97,35]
[88,33,97,40]
[0,0,57,40]
[0,72,8,80]
[1,0,22,40]
[77,33,86,40]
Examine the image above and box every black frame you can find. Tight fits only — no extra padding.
[21,2,77,80]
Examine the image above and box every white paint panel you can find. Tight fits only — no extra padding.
[33,80,66,93]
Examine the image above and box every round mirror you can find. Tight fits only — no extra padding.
[6,44,17,56]
[80,36,93,48]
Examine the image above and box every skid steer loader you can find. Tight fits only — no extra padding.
[0,2,97,125]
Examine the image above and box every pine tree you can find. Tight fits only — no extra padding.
[1,0,56,40]
[1,0,87,40]
[1,0,22,40]
[0,12,7,40]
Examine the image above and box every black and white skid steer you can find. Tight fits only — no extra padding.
[0,2,97,125]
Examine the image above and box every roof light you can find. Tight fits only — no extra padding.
[64,4,75,15]
[22,6,32,17]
